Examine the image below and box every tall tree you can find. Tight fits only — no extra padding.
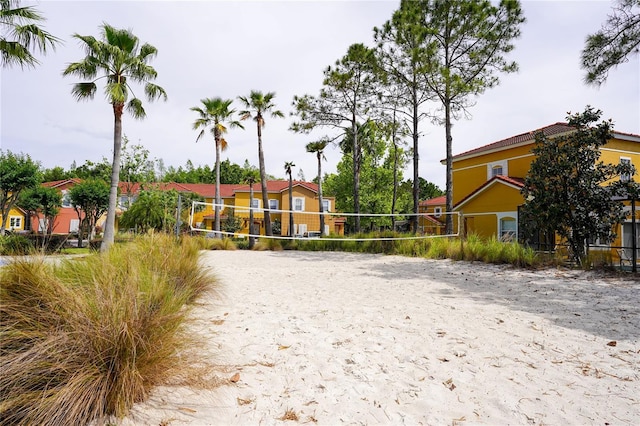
[191,97,243,236]
[0,150,40,234]
[17,185,60,247]
[119,189,177,234]
[374,10,433,233]
[284,161,295,237]
[324,121,403,232]
[410,0,525,234]
[306,139,329,236]
[0,0,59,68]
[119,135,155,209]
[63,24,167,251]
[69,179,109,247]
[291,43,378,233]
[238,90,284,236]
[520,107,634,266]
[581,0,640,85]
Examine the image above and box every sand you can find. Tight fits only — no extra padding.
[121,250,639,425]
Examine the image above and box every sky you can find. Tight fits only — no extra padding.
[1,0,639,190]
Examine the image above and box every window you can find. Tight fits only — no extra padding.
[293,197,304,211]
[434,207,442,218]
[69,219,80,233]
[322,199,330,212]
[250,198,260,209]
[9,216,22,229]
[620,157,632,183]
[499,217,517,241]
[269,199,279,210]
[61,191,72,207]
[487,161,508,180]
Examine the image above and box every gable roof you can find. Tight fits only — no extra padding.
[450,123,575,162]
[232,180,320,194]
[115,181,321,198]
[448,123,640,163]
[454,175,525,211]
[42,178,82,189]
[419,195,446,207]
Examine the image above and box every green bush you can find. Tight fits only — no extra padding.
[0,234,34,255]
[0,234,218,425]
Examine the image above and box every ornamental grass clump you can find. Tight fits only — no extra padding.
[0,234,217,425]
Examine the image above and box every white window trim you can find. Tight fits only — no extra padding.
[250,198,261,209]
[487,160,508,180]
[269,199,279,210]
[497,212,517,241]
[61,190,72,208]
[9,216,22,229]
[434,206,442,218]
[69,219,80,233]
[620,157,632,183]
[293,197,305,211]
[322,199,331,212]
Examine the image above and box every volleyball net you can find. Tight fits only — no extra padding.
[189,201,461,241]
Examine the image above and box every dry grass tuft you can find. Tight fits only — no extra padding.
[0,234,219,425]
[279,407,299,421]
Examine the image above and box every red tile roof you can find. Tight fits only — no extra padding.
[451,123,576,161]
[419,195,446,207]
[115,181,320,197]
[42,178,82,189]
[450,123,640,163]
[232,180,320,194]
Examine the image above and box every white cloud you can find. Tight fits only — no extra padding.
[1,0,638,192]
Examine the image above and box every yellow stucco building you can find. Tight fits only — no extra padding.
[442,123,639,262]
[189,181,344,237]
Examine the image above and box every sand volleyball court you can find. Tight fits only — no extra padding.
[122,250,639,425]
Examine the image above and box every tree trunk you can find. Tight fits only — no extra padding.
[352,115,361,233]
[445,98,454,235]
[391,109,399,232]
[288,173,294,236]
[257,121,272,236]
[249,180,255,249]
[317,152,325,236]
[412,88,419,234]
[214,136,221,237]
[101,102,124,251]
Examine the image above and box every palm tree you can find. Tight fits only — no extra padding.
[284,161,295,236]
[0,0,60,68]
[63,24,167,251]
[238,90,284,236]
[191,98,243,237]
[306,138,329,236]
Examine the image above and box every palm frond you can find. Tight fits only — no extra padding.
[102,24,138,54]
[70,82,97,101]
[11,23,60,53]
[126,97,146,119]
[138,43,158,60]
[0,38,37,67]
[105,80,127,104]
[194,128,206,143]
[62,58,97,79]
[144,82,167,102]
[219,137,228,151]
[1,2,60,69]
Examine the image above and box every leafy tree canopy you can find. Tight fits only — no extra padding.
[69,179,110,242]
[520,106,635,266]
[0,0,60,68]
[17,185,61,236]
[0,150,41,233]
[581,0,640,85]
